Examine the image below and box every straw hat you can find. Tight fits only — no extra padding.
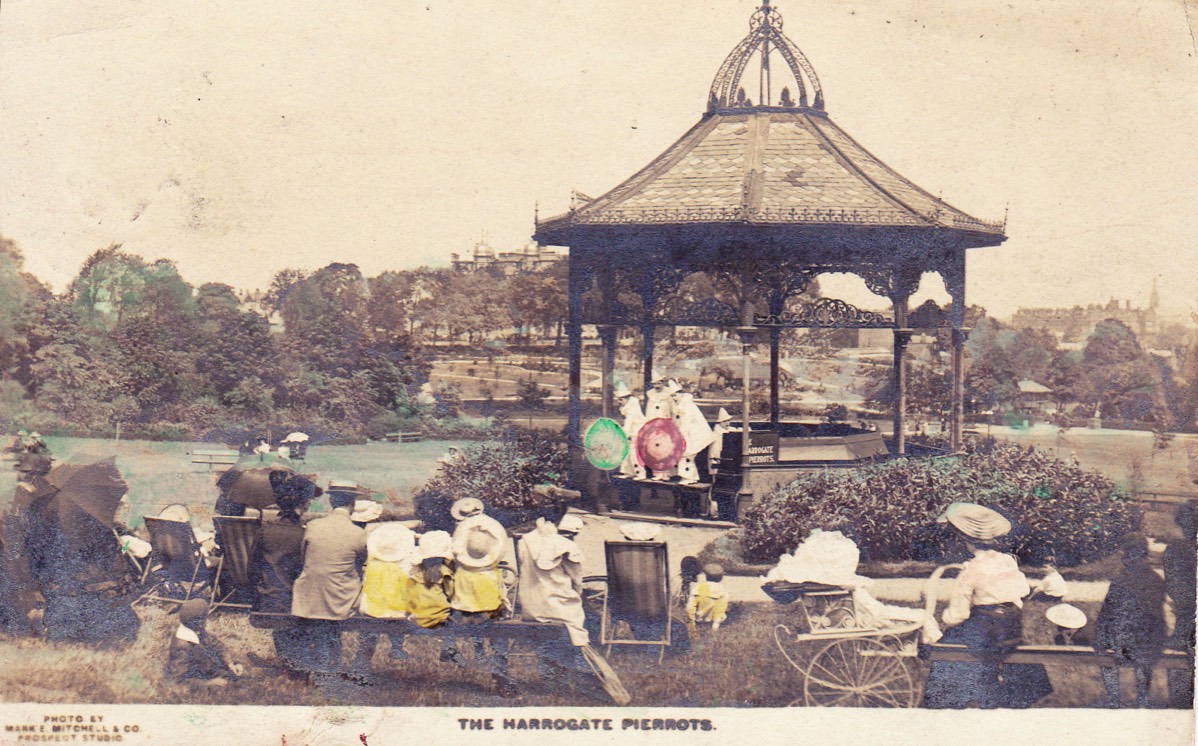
[179,598,210,626]
[453,515,508,569]
[418,530,453,561]
[367,522,416,563]
[936,502,1012,541]
[1045,603,1088,630]
[618,522,661,542]
[350,500,382,524]
[157,504,191,523]
[558,514,585,536]
[450,497,485,521]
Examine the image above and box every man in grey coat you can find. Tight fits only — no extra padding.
[291,481,367,680]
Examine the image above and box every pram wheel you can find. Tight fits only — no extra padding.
[803,636,919,707]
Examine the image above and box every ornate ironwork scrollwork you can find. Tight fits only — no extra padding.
[653,297,740,326]
[754,298,892,328]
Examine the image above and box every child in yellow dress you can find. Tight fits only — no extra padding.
[686,563,730,634]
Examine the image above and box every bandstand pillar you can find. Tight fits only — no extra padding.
[944,252,968,453]
[737,295,757,504]
[951,328,969,452]
[769,327,782,426]
[891,296,911,456]
[566,262,585,466]
[597,324,618,418]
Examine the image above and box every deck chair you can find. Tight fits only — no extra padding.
[135,517,219,607]
[211,516,261,612]
[596,540,671,662]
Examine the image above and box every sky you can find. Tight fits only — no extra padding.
[1,0,1197,318]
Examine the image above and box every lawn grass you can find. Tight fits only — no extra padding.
[0,600,1149,708]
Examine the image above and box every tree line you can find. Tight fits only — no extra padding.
[0,237,565,441]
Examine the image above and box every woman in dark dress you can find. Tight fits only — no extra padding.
[248,492,312,672]
[921,502,1053,709]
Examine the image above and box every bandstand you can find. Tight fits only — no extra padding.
[534,1,1006,517]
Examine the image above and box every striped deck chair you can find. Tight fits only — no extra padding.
[597,540,671,662]
[135,517,218,608]
[211,516,262,612]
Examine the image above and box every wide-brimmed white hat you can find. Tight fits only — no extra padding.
[450,497,485,521]
[936,502,1012,541]
[1046,603,1088,630]
[350,499,382,523]
[452,514,508,569]
[418,530,453,561]
[558,514,585,535]
[367,522,416,563]
[618,522,661,542]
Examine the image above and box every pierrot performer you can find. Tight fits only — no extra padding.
[672,382,714,485]
[615,382,647,479]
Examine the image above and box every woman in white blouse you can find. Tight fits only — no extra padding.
[921,502,1053,709]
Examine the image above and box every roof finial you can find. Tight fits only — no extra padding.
[709,1,824,113]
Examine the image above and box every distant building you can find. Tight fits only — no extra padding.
[450,240,565,276]
[1008,281,1160,342]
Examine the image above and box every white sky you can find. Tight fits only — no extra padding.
[2,0,1197,318]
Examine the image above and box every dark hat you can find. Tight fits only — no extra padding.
[179,598,210,626]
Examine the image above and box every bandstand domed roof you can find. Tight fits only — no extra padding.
[536,2,1005,250]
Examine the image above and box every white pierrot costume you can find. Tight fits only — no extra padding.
[643,381,679,480]
[709,407,734,465]
[617,391,647,479]
[672,390,714,484]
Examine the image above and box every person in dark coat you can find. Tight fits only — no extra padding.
[1162,503,1196,708]
[1095,532,1167,708]
[248,491,312,672]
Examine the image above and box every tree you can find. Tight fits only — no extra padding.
[1076,319,1159,419]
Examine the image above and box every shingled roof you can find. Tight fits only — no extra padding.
[536,2,1005,247]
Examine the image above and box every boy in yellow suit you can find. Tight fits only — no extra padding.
[686,563,730,634]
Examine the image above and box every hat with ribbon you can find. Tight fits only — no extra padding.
[367,522,416,564]
[450,497,485,522]
[350,499,382,524]
[452,514,508,570]
[936,502,1012,541]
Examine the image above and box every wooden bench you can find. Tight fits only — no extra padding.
[925,642,1192,702]
[249,612,629,704]
[383,431,424,443]
[190,448,240,471]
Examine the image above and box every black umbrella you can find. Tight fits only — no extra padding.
[217,460,321,509]
[43,457,128,535]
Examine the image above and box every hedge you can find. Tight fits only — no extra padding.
[413,427,571,532]
[741,440,1140,567]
